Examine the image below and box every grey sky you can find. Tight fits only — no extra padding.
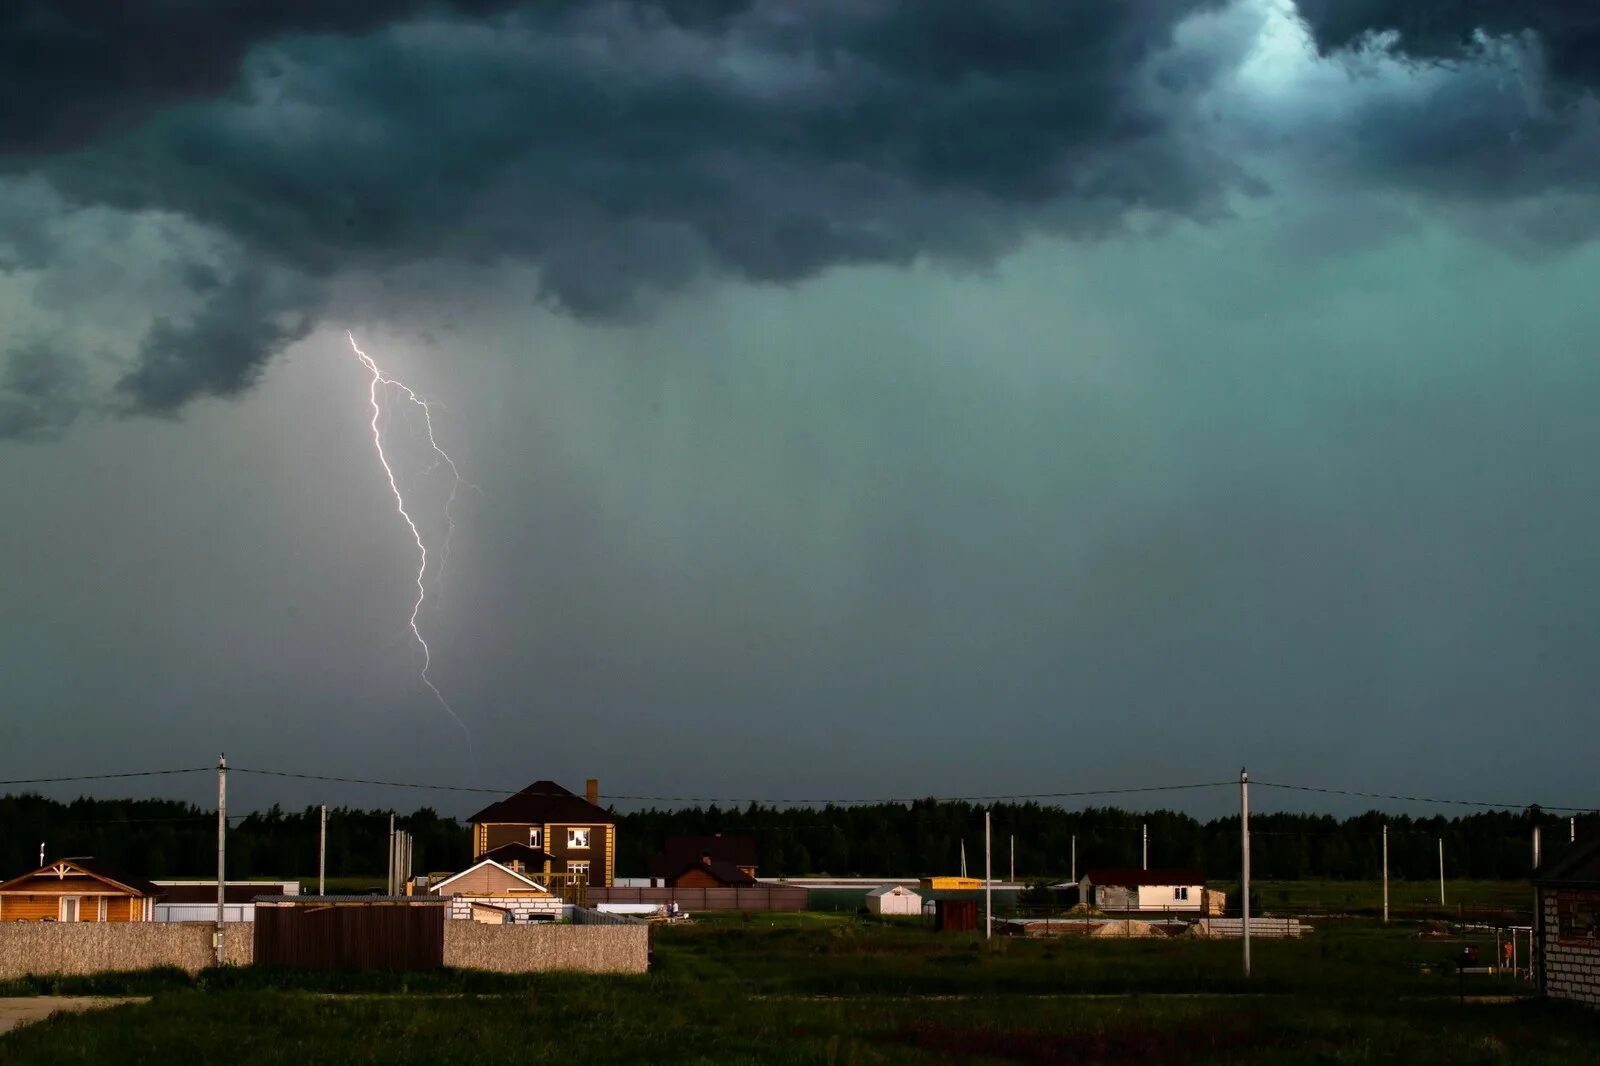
[2,2,1598,818]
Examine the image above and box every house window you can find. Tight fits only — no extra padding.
[567,828,591,850]
[567,861,590,882]
[1175,887,1190,901]
[528,828,543,849]
[59,897,80,922]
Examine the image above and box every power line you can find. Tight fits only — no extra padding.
[1252,780,1597,815]
[227,767,1234,806]
[0,768,210,787]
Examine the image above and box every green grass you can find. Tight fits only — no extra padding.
[1209,879,1534,919]
[1,916,1590,1064]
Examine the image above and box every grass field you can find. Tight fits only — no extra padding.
[1210,879,1535,919]
[2,911,1595,1064]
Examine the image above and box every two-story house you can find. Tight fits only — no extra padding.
[468,778,615,887]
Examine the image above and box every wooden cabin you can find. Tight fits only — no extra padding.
[0,857,162,922]
[468,778,616,887]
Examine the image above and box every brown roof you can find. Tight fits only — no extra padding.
[1082,868,1205,888]
[156,883,289,904]
[0,858,163,898]
[649,835,758,878]
[468,780,613,827]
[671,859,757,887]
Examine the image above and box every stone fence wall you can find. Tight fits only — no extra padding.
[0,923,253,978]
[442,922,648,974]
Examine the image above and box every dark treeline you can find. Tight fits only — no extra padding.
[1,793,1588,883]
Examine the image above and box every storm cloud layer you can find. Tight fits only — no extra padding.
[0,0,1597,437]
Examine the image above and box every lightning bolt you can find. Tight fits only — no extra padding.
[346,331,475,763]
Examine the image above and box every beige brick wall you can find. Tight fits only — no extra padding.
[442,922,648,974]
[1540,892,1600,1008]
[0,923,253,978]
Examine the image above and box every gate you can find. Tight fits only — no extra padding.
[254,899,446,970]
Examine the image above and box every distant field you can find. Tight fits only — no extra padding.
[1209,879,1533,920]
[4,913,1594,1064]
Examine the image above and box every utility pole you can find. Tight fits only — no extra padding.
[388,814,396,896]
[1240,768,1251,978]
[1010,835,1015,884]
[1381,824,1389,924]
[1571,816,1576,844]
[960,839,967,879]
[216,753,227,966]
[1438,838,1446,907]
[1142,823,1148,870]
[318,804,327,895]
[1071,834,1076,885]
[38,843,44,867]
[984,810,993,940]
[1533,825,1542,871]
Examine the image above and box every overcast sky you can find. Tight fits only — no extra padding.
[2,1,1598,818]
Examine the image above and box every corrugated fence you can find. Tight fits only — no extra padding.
[588,885,810,911]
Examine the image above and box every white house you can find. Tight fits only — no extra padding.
[1079,868,1205,913]
[430,858,564,922]
[1534,834,1600,1007]
[865,883,923,916]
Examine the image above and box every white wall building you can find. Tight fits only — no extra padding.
[1079,869,1205,913]
[865,883,923,916]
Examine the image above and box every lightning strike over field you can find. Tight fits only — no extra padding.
[347,331,475,762]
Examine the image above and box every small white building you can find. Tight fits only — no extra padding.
[865,883,923,916]
[430,858,564,922]
[1079,869,1205,913]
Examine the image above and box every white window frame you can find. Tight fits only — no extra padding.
[567,827,591,850]
[1175,886,1190,901]
[59,896,81,922]
[567,860,591,880]
[528,828,543,849]
[97,897,107,922]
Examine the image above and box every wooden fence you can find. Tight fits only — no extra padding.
[254,900,446,969]
[588,885,810,911]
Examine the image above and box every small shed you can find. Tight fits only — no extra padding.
[865,883,922,916]
[429,858,562,922]
[1534,834,1600,1007]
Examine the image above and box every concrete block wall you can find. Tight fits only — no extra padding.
[1541,893,1600,1007]
[0,923,253,978]
[442,922,648,974]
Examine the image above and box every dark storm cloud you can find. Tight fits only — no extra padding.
[1294,1,1600,91]
[0,0,1236,426]
[119,262,322,413]
[0,1,542,155]
[1288,1,1600,215]
[0,340,87,440]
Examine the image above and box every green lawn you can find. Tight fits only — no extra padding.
[2,914,1592,1064]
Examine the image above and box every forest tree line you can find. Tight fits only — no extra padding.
[0,792,1587,884]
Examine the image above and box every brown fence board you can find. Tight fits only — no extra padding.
[254,903,445,970]
[588,886,810,911]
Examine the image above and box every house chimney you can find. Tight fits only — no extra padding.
[586,778,599,806]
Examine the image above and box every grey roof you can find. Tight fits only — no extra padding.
[1533,835,1600,888]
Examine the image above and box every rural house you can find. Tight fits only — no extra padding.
[1078,868,1206,913]
[1534,834,1600,1007]
[0,857,162,922]
[428,858,563,922]
[649,834,758,887]
[469,778,615,887]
